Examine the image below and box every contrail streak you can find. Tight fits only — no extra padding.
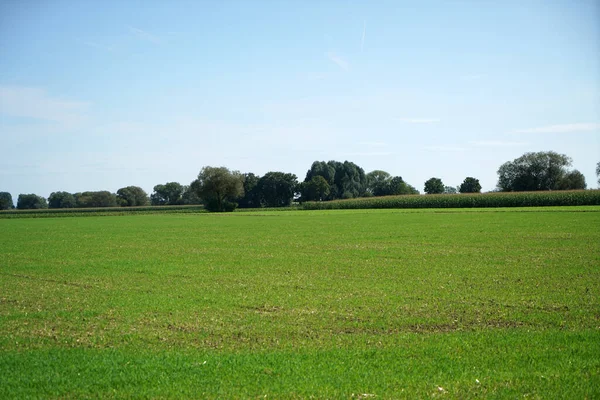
[361,21,366,52]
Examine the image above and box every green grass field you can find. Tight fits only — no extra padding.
[1,208,599,398]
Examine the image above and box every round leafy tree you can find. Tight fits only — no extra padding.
[424,177,444,194]
[191,166,244,212]
[459,177,482,193]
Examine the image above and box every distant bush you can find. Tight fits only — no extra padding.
[302,190,600,210]
[204,199,237,212]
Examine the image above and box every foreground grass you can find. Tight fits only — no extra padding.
[1,208,599,398]
[2,331,597,398]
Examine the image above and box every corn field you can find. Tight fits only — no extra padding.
[302,190,600,210]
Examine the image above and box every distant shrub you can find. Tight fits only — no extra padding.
[204,199,237,212]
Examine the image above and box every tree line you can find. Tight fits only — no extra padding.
[1,152,598,211]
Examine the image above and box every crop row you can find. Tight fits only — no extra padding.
[302,190,600,210]
[0,205,206,218]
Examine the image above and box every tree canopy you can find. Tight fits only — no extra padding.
[151,182,184,205]
[424,178,444,194]
[301,175,331,202]
[181,185,202,205]
[556,170,586,190]
[366,170,391,196]
[48,191,77,208]
[191,166,244,212]
[459,177,482,193]
[497,151,586,191]
[444,186,458,194]
[75,191,118,208]
[304,160,367,200]
[238,173,262,208]
[365,171,420,197]
[388,177,419,195]
[117,186,150,207]
[17,194,48,209]
[0,192,14,210]
[383,175,418,196]
[257,172,298,207]
[6,153,594,212]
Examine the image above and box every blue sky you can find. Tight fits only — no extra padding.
[1,0,599,201]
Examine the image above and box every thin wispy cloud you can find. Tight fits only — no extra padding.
[128,26,162,44]
[359,141,387,147]
[470,140,527,147]
[79,40,113,52]
[342,151,393,157]
[460,74,487,81]
[306,73,327,82]
[513,123,600,134]
[0,86,89,127]
[361,21,366,52]
[423,145,466,152]
[326,52,349,71]
[397,118,440,124]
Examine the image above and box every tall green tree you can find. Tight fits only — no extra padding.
[17,194,48,209]
[238,173,262,208]
[0,192,14,210]
[151,182,184,205]
[48,191,76,208]
[596,161,600,186]
[459,177,482,193]
[557,170,586,190]
[117,186,150,206]
[257,172,298,207]
[390,177,419,195]
[366,170,391,196]
[301,175,330,201]
[304,160,367,200]
[364,171,419,197]
[181,185,202,205]
[387,176,403,196]
[424,178,444,194]
[74,191,118,208]
[497,151,583,191]
[304,161,338,199]
[191,166,244,212]
[336,161,368,199]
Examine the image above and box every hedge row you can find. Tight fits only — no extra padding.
[302,190,600,210]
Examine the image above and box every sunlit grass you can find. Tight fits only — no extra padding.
[1,208,599,398]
